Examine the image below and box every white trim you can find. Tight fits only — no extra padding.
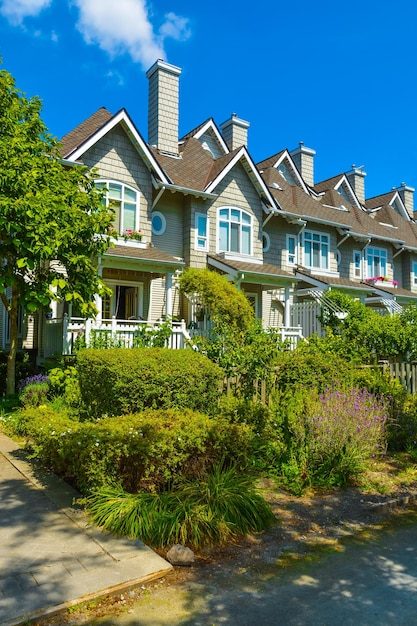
[205,146,276,209]
[286,233,298,266]
[412,260,417,287]
[262,231,271,253]
[272,150,310,194]
[151,211,166,236]
[302,229,330,271]
[191,119,229,155]
[217,206,253,256]
[353,249,363,279]
[97,179,140,235]
[195,212,209,251]
[66,109,169,184]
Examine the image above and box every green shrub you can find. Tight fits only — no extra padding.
[76,348,224,419]
[19,382,49,408]
[48,366,82,409]
[82,463,276,549]
[9,406,252,494]
[270,386,388,493]
[274,349,356,394]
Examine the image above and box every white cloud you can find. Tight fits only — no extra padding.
[159,12,190,42]
[73,0,190,69]
[0,0,51,25]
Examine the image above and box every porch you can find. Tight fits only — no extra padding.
[42,314,304,358]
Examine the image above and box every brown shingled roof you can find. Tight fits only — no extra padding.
[59,107,113,159]
[105,245,183,265]
[364,191,397,210]
[208,254,296,281]
[150,138,215,190]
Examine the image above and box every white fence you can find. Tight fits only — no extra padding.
[59,316,191,355]
[291,302,323,338]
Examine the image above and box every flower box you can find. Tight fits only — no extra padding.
[365,277,398,288]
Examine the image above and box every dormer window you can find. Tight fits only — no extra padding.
[218,207,252,255]
[97,181,139,236]
[277,161,297,185]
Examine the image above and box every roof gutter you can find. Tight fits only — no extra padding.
[153,179,217,200]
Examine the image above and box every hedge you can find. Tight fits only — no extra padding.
[76,348,224,419]
[13,407,253,494]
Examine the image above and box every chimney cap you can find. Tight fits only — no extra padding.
[146,59,182,79]
[219,113,250,131]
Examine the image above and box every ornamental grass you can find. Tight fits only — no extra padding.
[82,463,276,550]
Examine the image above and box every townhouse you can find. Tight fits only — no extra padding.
[2,59,417,360]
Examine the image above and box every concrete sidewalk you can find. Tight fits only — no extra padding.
[0,432,172,626]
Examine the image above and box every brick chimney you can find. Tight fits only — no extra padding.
[146,59,182,155]
[395,182,415,219]
[290,142,316,187]
[345,165,366,204]
[220,113,250,151]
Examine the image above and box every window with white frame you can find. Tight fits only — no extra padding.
[96,181,139,237]
[353,250,362,279]
[366,246,387,278]
[286,234,297,265]
[412,261,417,287]
[303,230,329,270]
[218,207,252,255]
[195,213,209,250]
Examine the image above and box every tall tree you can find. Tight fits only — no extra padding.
[0,67,113,395]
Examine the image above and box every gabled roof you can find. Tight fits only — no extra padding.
[151,138,215,190]
[365,191,398,211]
[59,107,113,159]
[59,108,169,183]
[365,190,409,221]
[204,146,276,208]
[257,150,309,193]
[313,173,361,209]
[180,118,229,157]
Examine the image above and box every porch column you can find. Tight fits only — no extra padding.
[166,272,173,318]
[94,293,102,323]
[284,286,291,328]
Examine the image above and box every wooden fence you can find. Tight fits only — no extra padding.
[223,361,417,405]
[381,361,417,395]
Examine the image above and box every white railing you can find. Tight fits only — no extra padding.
[279,326,304,349]
[61,315,191,355]
[43,316,304,359]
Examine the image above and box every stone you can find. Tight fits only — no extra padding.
[166,544,195,566]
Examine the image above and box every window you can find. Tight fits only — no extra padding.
[412,261,417,287]
[303,231,329,270]
[286,234,297,265]
[218,207,252,255]
[195,213,209,250]
[96,181,139,236]
[151,211,166,235]
[262,232,270,253]
[353,250,362,279]
[366,247,387,278]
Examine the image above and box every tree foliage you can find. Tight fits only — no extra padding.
[317,291,417,362]
[0,66,113,394]
[179,267,254,334]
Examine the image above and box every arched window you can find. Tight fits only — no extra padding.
[218,207,252,255]
[96,181,139,236]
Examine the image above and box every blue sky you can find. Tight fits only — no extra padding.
[1,0,416,199]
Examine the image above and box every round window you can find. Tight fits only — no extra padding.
[152,211,166,235]
[262,232,270,253]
